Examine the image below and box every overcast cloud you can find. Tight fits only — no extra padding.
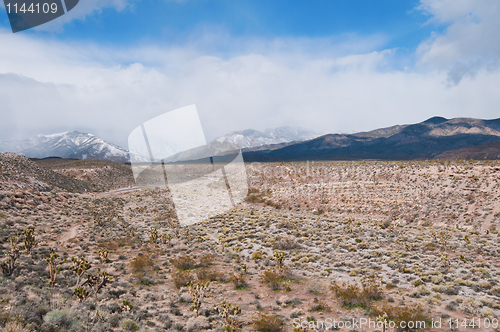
[417,0,500,84]
[0,0,499,148]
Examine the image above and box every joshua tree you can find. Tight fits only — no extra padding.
[46,248,63,287]
[121,300,133,312]
[188,281,210,317]
[273,250,285,269]
[165,233,172,247]
[439,231,451,250]
[212,300,241,332]
[85,268,113,296]
[440,253,451,268]
[149,227,159,244]
[376,312,389,332]
[98,249,110,263]
[74,286,89,302]
[22,226,37,255]
[1,234,21,276]
[70,256,92,287]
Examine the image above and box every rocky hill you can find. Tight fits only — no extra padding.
[436,140,500,160]
[0,153,98,193]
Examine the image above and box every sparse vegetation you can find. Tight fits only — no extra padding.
[0,155,499,331]
[212,300,241,332]
[252,312,284,332]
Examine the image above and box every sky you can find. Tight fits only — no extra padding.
[0,0,499,148]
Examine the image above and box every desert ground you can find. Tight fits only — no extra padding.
[1,153,500,331]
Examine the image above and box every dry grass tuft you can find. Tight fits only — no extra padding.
[251,312,284,332]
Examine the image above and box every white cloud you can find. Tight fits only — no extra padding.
[1,4,500,150]
[417,0,500,84]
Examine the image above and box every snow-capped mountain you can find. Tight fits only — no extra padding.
[0,126,323,163]
[0,131,134,163]
[214,126,322,148]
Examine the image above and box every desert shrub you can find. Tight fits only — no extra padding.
[245,189,267,204]
[361,274,383,300]
[197,267,225,282]
[409,286,430,298]
[372,302,430,332]
[43,309,78,329]
[230,272,248,289]
[445,301,459,311]
[0,310,10,326]
[173,322,184,330]
[108,314,121,328]
[331,281,365,308]
[129,253,155,281]
[491,285,500,296]
[261,268,285,290]
[198,254,214,267]
[307,282,326,295]
[3,321,29,332]
[273,237,301,250]
[431,284,459,295]
[108,288,127,299]
[173,270,195,288]
[309,299,331,312]
[251,251,263,260]
[331,274,382,309]
[140,276,155,285]
[120,319,140,332]
[186,316,210,332]
[381,220,391,229]
[171,254,196,270]
[20,303,48,326]
[158,314,172,329]
[252,312,284,332]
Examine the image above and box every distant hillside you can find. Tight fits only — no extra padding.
[32,157,135,191]
[243,117,500,162]
[436,141,500,160]
[0,153,99,192]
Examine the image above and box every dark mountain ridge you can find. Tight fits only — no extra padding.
[243,117,500,162]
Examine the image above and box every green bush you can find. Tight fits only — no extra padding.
[43,309,78,329]
[120,319,140,332]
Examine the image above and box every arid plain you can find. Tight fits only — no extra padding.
[1,153,500,332]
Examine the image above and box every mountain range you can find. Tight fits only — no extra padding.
[214,126,322,148]
[243,117,500,161]
[1,118,500,162]
[0,131,132,163]
[0,127,321,163]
